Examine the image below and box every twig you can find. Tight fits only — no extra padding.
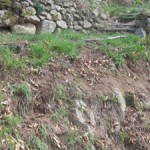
[85,35,127,42]
[0,40,28,46]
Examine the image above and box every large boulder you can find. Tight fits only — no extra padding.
[11,23,36,34]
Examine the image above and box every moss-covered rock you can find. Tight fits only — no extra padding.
[0,10,18,27]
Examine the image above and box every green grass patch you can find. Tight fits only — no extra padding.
[0,115,21,138]
[103,2,150,18]
[0,31,149,69]
[29,136,48,150]
[0,31,91,69]
[99,34,150,67]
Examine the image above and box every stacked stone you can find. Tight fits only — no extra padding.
[0,0,109,34]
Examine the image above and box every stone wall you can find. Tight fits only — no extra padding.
[0,0,110,34]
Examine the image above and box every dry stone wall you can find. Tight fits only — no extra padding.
[0,0,110,34]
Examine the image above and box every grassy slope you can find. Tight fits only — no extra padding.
[0,30,150,149]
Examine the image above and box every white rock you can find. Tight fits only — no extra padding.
[83,20,92,29]
[12,23,36,34]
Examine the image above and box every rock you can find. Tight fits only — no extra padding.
[135,27,146,38]
[66,14,73,25]
[83,20,92,29]
[21,1,29,8]
[11,23,36,34]
[147,18,150,24]
[38,15,45,20]
[56,20,67,29]
[40,20,56,33]
[22,7,36,16]
[0,10,18,27]
[46,14,52,20]
[146,24,150,33]
[100,12,109,20]
[50,10,62,21]
[24,16,40,24]
[64,2,73,7]
[74,25,82,30]
[92,8,99,17]
[114,88,126,121]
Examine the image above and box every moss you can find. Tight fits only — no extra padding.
[0,0,13,8]
[0,10,18,26]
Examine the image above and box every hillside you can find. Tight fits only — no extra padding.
[0,31,150,150]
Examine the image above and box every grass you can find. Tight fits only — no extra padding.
[99,34,150,67]
[29,136,48,150]
[12,83,32,100]
[0,114,21,139]
[65,128,83,149]
[12,83,32,115]
[103,2,150,18]
[51,107,68,123]
[0,30,89,70]
[0,31,149,70]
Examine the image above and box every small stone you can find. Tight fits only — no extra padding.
[24,16,40,24]
[135,27,146,38]
[40,20,56,33]
[56,20,67,29]
[23,7,36,16]
[83,20,92,29]
[74,25,82,31]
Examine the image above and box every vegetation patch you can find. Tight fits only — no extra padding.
[99,34,150,67]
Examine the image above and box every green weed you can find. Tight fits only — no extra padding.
[99,34,149,67]
[0,47,26,70]
[12,83,32,100]
[51,107,68,123]
[118,131,129,143]
[12,83,32,115]
[104,3,150,18]
[0,115,21,138]
[29,136,48,150]
[65,128,83,149]
[39,126,48,142]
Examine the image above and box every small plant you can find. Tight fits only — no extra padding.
[33,0,44,15]
[99,34,149,67]
[51,107,68,123]
[65,128,83,149]
[39,126,48,142]
[12,83,32,115]
[29,136,48,150]
[0,115,21,138]
[0,47,26,70]
[54,84,69,102]
[118,131,129,143]
[12,83,32,100]
[110,95,119,104]
[30,43,50,67]
[98,95,108,103]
